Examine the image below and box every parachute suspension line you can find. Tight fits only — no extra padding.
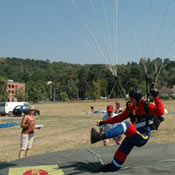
[109,80,117,99]
[72,0,109,65]
[107,65,117,78]
[140,0,165,93]
[145,72,150,134]
[163,38,175,58]
[145,0,153,59]
[102,0,115,66]
[109,74,127,100]
[148,0,172,86]
[115,76,126,100]
[72,0,119,77]
[162,1,175,58]
[71,0,121,77]
[91,0,117,77]
[145,0,172,60]
[90,0,120,77]
[155,61,163,84]
[150,0,172,85]
[54,0,100,61]
[145,74,149,100]
[135,0,140,20]
[141,58,150,109]
[102,0,118,76]
[123,0,143,58]
[147,0,175,60]
[91,0,119,76]
[154,61,158,80]
[141,58,148,75]
[89,0,112,66]
[166,0,175,32]
[150,0,171,59]
[54,0,109,66]
[113,0,120,77]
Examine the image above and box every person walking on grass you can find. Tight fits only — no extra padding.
[99,105,124,146]
[91,87,164,172]
[19,106,40,158]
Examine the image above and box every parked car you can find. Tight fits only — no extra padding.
[0,102,30,116]
[0,103,6,116]
[13,105,40,116]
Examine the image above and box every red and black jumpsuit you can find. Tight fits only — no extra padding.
[103,96,164,171]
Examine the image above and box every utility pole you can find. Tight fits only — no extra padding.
[54,88,56,101]
[77,88,79,100]
[26,88,28,102]
[50,85,52,101]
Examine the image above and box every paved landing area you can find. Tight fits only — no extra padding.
[0,143,174,175]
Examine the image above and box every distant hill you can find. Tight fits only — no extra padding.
[0,57,175,102]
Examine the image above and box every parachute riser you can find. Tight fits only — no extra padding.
[145,73,149,134]
[115,76,126,100]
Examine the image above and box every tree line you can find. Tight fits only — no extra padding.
[0,57,175,102]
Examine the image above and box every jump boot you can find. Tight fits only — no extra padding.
[91,127,106,144]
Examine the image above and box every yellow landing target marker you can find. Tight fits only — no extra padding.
[8,164,64,175]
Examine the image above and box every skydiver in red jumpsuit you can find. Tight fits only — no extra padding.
[91,88,164,172]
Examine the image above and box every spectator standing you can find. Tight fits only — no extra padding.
[19,106,40,158]
[99,105,124,146]
[115,102,123,114]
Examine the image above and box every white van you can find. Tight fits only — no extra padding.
[5,102,30,116]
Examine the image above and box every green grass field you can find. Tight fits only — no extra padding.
[0,99,175,162]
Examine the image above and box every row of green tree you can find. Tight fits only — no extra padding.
[0,57,175,102]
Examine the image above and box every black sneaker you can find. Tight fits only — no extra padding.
[91,128,104,144]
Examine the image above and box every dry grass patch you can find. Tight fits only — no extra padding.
[0,98,175,162]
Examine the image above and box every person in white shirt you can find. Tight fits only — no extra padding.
[99,105,124,146]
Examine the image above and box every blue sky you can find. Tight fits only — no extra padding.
[0,0,175,65]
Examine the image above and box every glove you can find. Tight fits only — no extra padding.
[96,119,105,126]
[150,88,159,97]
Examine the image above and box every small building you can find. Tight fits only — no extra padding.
[6,80,25,102]
[170,86,175,96]
[159,86,174,97]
